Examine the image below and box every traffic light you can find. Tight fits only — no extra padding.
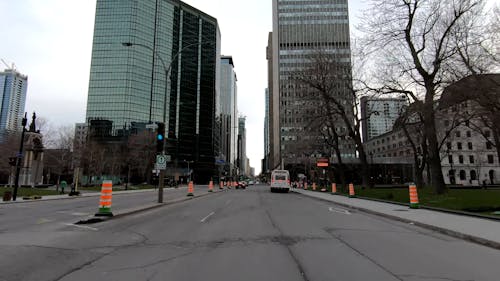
[156,122,165,153]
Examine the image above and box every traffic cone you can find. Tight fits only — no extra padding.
[348,183,356,198]
[312,183,316,191]
[304,182,308,190]
[331,183,337,194]
[219,181,224,189]
[95,180,113,217]
[208,180,214,192]
[187,181,194,196]
[409,183,419,209]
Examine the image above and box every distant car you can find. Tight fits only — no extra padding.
[238,181,247,189]
[248,180,254,185]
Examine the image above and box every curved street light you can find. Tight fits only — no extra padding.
[122,40,215,201]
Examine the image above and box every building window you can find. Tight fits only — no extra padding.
[485,130,491,138]
[488,155,494,164]
[448,155,453,164]
[469,155,474,164]
[486,142,492,150]
[470,170,477,180]
[466,131,471,138]
[444,120,450,126]
[446,142,452,150]
[455,131,461,138]
[459,155,464,164]
[457,142,462,150]
[459,170,466,180]
[468,142,473,150]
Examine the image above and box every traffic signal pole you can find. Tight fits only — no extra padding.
[156,122,165,203]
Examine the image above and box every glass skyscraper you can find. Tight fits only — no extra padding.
[86,0,221,182]
[0,68,28,140]
[271,0,354,167]
[219,56,238,177]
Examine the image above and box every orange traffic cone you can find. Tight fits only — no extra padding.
[312,183,317,191]
[209,180,214,192]
[187,181,194,196]
[409,183,419,208]
[95,180,113,217]
[348,183,355,198]
[331,183,337,194]
[304,182,308,190]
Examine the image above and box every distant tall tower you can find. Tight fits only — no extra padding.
[237,117,247,176]
[219,56,238,176]
[272,0,354,168]
[0,67,28,139]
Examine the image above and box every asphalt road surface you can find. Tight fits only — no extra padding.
[1,184,499,281]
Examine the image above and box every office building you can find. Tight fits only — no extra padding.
[86,0,221,182]
[219,56,238,177]
[361,96,408,141]
[0,67,28,140]
[237,117,247,176]
[263,88,270,174]
[272,0,354,169]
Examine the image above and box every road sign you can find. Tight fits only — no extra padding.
[156,155,166,170]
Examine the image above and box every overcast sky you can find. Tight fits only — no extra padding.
[0,0,365,174]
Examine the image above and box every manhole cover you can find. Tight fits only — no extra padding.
[393,209,409,212]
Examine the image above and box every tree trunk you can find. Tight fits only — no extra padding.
[423,94,447,194]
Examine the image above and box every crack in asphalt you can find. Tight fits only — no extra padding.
[326,231,405,281]
[51,230,150,281]
[397,274,474,281]
[105,250,197,273]
[258,192,310,281]
[325,226,414,235]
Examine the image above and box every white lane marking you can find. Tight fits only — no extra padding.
[328,207,351,215]
[63,223,99,231]
[200,212,215,223]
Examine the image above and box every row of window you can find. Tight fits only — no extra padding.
[446,142,493,150]
[448,154,496,164]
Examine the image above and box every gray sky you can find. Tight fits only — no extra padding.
[0,0,365,174]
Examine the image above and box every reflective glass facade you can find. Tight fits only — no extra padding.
[0,69,28,138]
[86,0,220,181]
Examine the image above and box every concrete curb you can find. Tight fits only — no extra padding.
[77,189,225,224]
[292,189,500,250]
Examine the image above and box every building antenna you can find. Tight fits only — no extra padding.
[1,59,17,71]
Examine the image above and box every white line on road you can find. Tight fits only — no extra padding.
[63,223,99,231]
[200,212,215,223]
[328,207,351,215]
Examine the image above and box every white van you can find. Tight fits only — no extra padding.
[270,170,290,192]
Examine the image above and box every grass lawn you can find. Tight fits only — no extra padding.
[314,185,500,216]
[1,187,60,198]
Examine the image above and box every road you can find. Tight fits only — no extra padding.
[1,184,499,281]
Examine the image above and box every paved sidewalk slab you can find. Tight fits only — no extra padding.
[293,188,500,250]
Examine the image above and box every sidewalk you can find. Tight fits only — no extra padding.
[293,188,500,250]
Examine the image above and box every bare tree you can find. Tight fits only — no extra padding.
[294,51,373,188]
[361,0,498,193]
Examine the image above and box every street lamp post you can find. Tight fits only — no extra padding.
[184,160,194,182]
[13,113,28,201]
[122,40,214,202]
